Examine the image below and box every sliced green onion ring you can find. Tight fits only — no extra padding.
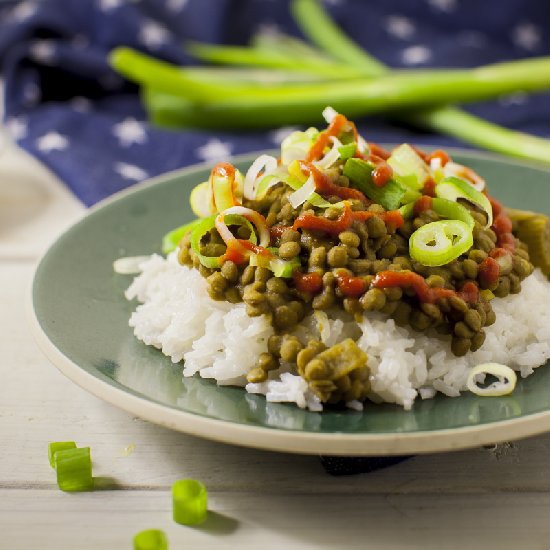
[398,197,474,230]
[190,215,222,268]
[281,127,319,165]
[162,218,203,254]
[191,213,258,268]
[254,167,288,199]
[190,181,214,217]
[54,447,93,492]
[244,154,278,199]
[443,161,486,191]
[409,219,473,266]
[436,176,493,228]
[314,135,342,170]
[288,174,316,208]
[216,206,269,247]
[285,174,335,208]
[431,197,475,229]
[211,170,238,212]
[172,479,208,526]
[133,529,168,550]
[467,363,517,397]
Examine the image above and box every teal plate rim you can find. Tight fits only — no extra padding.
[28,148,550,456]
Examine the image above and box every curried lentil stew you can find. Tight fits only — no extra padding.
[127,108,550,410]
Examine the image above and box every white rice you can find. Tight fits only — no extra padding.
[126,253,550,411]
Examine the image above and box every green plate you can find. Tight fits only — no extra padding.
[30,150,550,456]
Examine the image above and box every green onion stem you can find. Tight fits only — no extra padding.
[112,48,550,121]
[292,0,550,166]
[251,31,339,63]
[179,66,327,84]
[292,0,387,76]
[405,106,550,163]
[186,41,363,78]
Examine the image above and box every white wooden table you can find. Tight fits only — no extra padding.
[2,132,550,550]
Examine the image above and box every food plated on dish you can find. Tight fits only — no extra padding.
[123,108,550,413]
[30,133,550,454]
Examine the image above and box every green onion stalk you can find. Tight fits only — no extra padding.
[111,47,550,128]
[291,0,550,166]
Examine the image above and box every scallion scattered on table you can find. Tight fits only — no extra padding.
[133,529,169,550]
[172,479,208,526]
[54,447,93,492]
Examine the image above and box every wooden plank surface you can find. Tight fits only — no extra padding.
[3,489,550,550]
[3,136,550,549]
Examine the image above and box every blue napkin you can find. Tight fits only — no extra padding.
[1,0,550,206]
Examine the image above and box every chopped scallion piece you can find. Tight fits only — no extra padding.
[54,447,93,492]
[436,176,493,228]
[189,215,222,268]
[387,143,430,190]
[172,479,208,526]
[343,158,406,210]
[133,529,168,550]
[48,441,76,469]
[190,181,214,218]
[162,219,202,255]
[467,363,517,397]
[431,197,475,230]
[337,142,356,160]
[409,219,473,266]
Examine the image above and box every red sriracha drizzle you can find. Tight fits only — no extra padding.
[306,114,350,162]
[300,162,371,205]
[478,257,500,287]
[223,239,272,265]
[372,270,479,304]
[413,195,433,216]
[293,271,323,294]
[488,196,515,253]
[334,269,367,298]
[425,149,450,167]
[366,142,391,160]
[293,203,404,236]
[369,155,393,187]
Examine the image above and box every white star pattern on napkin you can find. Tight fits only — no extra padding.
[36,132,69,153]
[114,162,149,181]
[512,22,542,51]
[196,139,233,162]
[70,97,93,113]
[427,0,457,12]
[98,0,124,11]
[5,117,28,141]
[139,19,170,49]
[29,40,56,64]
[385,15,416,40]
[113,118,147,147]
[401,45,432,65]
[9,1,37,22]
[166,0,189,12]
